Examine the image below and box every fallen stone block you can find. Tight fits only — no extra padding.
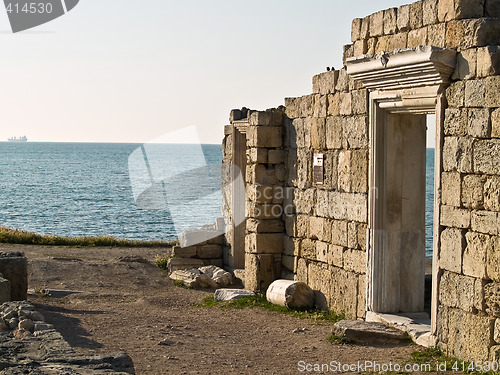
[0,277,10,304]
[332,320,408,345]
[200,265,233,287]
[0,252,27,301]
[214,289,255,302]
[266,279,315,309]
[167,258,204,273]
[169,269,218,289]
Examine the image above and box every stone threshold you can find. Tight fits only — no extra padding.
[366,311,436,348]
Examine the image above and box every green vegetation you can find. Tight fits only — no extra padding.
[0,226,177,248]
[155,254,174,270]
[33,287,51,298]
[196,295,345,323]
[327,333,350,345]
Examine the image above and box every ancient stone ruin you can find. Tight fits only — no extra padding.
[220,0,500,362]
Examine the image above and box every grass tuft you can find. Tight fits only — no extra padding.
[327,333,350,345]
[196,294,344,323]
[0,226,177,248]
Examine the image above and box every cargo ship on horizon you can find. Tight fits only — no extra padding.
[8,136,27,142]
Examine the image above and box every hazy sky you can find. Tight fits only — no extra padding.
[0,0,424,145]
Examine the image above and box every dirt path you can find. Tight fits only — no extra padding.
[2,243,421,374]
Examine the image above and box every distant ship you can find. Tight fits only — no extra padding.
[8,136,28,142]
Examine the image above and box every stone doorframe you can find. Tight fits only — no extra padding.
[347,46,457,336]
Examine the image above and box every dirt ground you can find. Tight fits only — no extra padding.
[2,243,424,374]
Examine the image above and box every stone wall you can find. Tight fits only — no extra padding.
[221,0,500,360]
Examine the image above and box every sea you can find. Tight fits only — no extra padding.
[0,143,435,257]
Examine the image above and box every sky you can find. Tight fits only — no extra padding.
[0,0,432,145]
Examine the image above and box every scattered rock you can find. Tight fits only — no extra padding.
[199,266,233,287]
[159,338,175,346]
[118,255,149,264]
[18,318,34,332]
[332,320,408,345]
[214,289,255,302]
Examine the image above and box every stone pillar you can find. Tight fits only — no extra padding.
[0,252,28,301]
[244,108,286,292]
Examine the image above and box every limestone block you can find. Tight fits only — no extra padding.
[248,109,283,127]
[351,18,362,41]
[247,203,282,219]
[315,189,330,217]
[311,118,326,149]
[167,258,204,273]
[313,94,328,118]
[443,136,473,173]
[383,8,397,35]
[445,81,465,108]
[488,236,500,282]
[357,275,366,319]
[351,89,368,115]
[214,289,255,302]
[327,93,340,117]
[302,118,312,149]
[475,278,487,312]
[462,175,485,209]
[330,220,347,248]
[300,239,316,261]
[343,44,354,65]
[329,191,368,223]
[439,0,484,22]
[284,97,299,119]
[248,148,267,164]
[442,171,461,207]
[339,93,352,116]
[486,76,500,108]
[477,46,500,78]
[440,228,464,273]
[247,126,282,148]
[338,150,351,193]
[484,176,500,211]
[323,151,339,190]
[309,216,331,242]
[452,48,477,80]
[344,116,368,149]
[369,10,384,37]
[326,116,342,149]
[471,210,498,235]
[486,0,500,17]
[244,253,280,292]
[446,308,492,362]
[409,1,424,29]
[0,252,27,301]
[196,245,222,259]
[486,282,500,317]
[343,249,366,274]
[338,150,368,194]
[316,241,329,263]
[353,40,367,57]
[473,139,500,174]
[294,188,314,215]
[439,271,476,312]
[358,224,367,251]
[465,79,486,107]
[427,22,446,48]
[247,164,276,185]
[440,205,471,229]
[296,214,309,237]
[298,95,314,118]
[247,219,284,234]
[407,28,428,49]
[347,222,358,249]
[464,231,490,279]
[423,0,438,26]
[0,277,10,304]
[397,4,411,32]
[295,257,308,282]
[308,262,331,310]
[328,245,344,268]
[360,16,370,39]
[468,108,490,138]
[493,109,500,138]
[247,233,283,254]
[367,38,377,54]
[329,267,359,319]
[446,19,500,50]
[171,245,196,258]
[312,71,339,95]
[335,69,350,93]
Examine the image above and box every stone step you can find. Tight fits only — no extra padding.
[332,320,409,345]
